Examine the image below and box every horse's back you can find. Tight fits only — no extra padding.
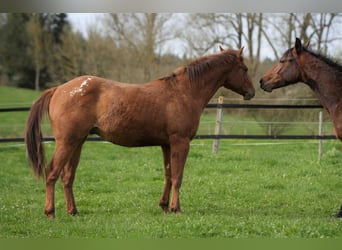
[48,75,171,145]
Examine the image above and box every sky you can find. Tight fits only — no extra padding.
[68,13,103,36]
[67,13,341,61]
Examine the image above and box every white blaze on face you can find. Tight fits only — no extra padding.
[69,77,92,97]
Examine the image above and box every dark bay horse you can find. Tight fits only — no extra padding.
[25,47,255,218]
[260,38,342,217]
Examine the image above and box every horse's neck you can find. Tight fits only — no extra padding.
[302,59,342,116]
[188,71,224,109]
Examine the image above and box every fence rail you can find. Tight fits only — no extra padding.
[0,107,30,112]
[0,104,325,113]
[0,103,336,144]
[0,134,337,143]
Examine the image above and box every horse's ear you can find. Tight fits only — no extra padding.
[237,47,244,57]
[219,45,225,52]
[294,37,303,55]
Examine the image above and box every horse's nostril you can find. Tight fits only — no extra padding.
[259,79,264,84]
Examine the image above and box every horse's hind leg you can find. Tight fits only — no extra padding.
[60,141,84,216]
[159,145,171,213]
[45,140,83,218]
[45,142,74,218]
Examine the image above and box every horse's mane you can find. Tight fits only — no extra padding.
[304,47,342,72]
[186,50,237,83]
[160,50,237,85]
[284,46,342,72]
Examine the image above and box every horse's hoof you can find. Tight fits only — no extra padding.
[159,203,169,213]
[170,208,182,214]
[68,209,78,216]
[45,209,55,219]
[46,213,55,219]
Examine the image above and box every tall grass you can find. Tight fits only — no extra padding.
[1,139,342,238]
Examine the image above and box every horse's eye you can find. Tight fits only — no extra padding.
[288,58,294,63]
[279,59,285,64]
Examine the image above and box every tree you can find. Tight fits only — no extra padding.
[0,13,70,89]
[41,13,69,44]
[185,13,264,77]
[26,14,46,90]
[309,13,339,54]
[262,13,341,59]
[108,13,175,82]
[0,14,32,87]
[184,14,234,57]
[52,30,86,82]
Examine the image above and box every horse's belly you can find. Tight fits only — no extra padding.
[107,134,167,147]
[96,122,168,147]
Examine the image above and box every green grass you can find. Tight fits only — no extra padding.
[1,86,341,238]
[1,139,342,238]
[0,86,41,108]
[0,86,41,138]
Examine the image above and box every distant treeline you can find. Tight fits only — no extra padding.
[0,13,341,92]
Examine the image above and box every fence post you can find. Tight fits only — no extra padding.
[318,111,323,160]
[212,96,224,154]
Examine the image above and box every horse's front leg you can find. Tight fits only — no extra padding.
[169,137,190,213]
[159,145,171,213]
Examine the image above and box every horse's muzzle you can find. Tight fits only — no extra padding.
[244,89,255,100]
[259,79,272,92]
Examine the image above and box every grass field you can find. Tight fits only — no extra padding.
[1,85,342,239]
[1,139,342,238]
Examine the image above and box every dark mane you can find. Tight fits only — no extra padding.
[283,46,342,72]
[159,50,237,84]
[304,47,342,72]
[186,51,237,83]
[283,48,293,57]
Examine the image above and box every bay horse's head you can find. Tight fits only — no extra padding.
[260,38,308,92]
[220,46,255,100]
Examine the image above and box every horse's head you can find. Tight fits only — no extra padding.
[260,38,308,92]
[221,47,255,100]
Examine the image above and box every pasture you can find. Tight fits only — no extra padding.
[1,86,342,238]
[1,139,342,238]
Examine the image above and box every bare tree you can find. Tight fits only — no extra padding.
[309,13,339,54]
[26,14,46,90]
[107,13,175,82]
[185,13,264,76]
[184,14,233,57]
[263,13,341,59]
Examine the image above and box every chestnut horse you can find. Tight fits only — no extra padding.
[25,47,255,218]
[260,38,342,217]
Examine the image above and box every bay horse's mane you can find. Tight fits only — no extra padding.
[160,50,238,85]
[284,46,342,72]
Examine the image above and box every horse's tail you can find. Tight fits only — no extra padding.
[25,87,57,179]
